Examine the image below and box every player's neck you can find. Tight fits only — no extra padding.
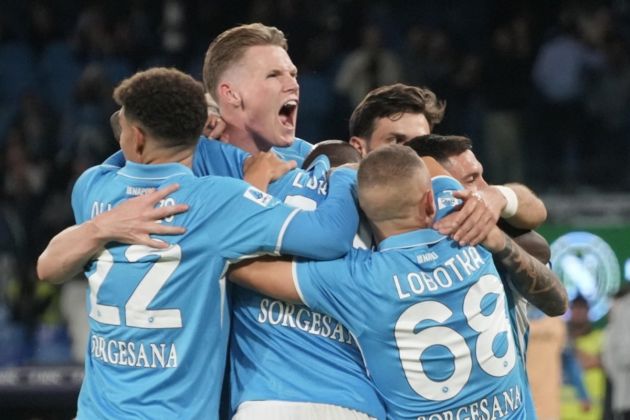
[141,146,195,168]
[372,217,430,245]
[222,126,272,155]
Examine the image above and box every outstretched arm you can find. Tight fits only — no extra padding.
[483,227,568,316]
[281,168,359,260]
[229,257,300,303]
[37,184,188,284]
[501,182,547,229]
[432,184,546,246]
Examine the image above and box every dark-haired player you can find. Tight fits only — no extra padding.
[37,67,359,419]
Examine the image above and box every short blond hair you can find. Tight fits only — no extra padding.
[358,144,429,222]
[203,23,288,99]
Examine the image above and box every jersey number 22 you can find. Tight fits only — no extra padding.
[88,245,183,329]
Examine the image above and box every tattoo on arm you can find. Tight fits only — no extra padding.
[494,233,568,316]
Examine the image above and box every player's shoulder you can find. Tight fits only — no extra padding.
[197,136,250,157]
[431,175,463,194]
[187,173,246,191]
[187,174,269,203]
[74,163,119,191]
[292,137,315,153]
[342,247,377,274]
[272,137,314,164]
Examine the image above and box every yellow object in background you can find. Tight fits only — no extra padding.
[561,329,605,420]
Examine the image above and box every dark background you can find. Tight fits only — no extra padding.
[1,0,630,417]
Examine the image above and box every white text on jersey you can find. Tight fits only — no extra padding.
[291,172,328,196]
[257,298,354,345]
[393,246,485,300]
[416,384,523,420]
[90,334,178,368]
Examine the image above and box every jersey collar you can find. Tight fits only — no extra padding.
[378,228,446,252]
[118,161,193,181]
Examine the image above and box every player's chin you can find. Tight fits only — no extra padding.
[273,131,295,148]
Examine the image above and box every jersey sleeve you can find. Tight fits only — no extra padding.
[201,177,297,259]
[281,168,358,259]
[432,175,464,221]
[207,169,357,261]
[71,166,107,224]
[292,252,361,331]
[193,137,250,178]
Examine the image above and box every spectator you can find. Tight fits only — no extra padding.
[526,305,567,420]
[561,295,606,420]
[335,24,402,106]
[602,284,630,420]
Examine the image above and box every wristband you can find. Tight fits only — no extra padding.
[496,186,518,218]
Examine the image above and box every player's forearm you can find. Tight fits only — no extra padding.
[282,169,359,260]
[37,222,106,283]
[229,257,300,303]
[502,183,547,229]
[492,232,568,316]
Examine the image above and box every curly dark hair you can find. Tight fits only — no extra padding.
[349,83,446,139]
[113,67,207,147]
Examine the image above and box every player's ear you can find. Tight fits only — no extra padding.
[132,125,146,157]
[424,189,436,221]
[349,136,368,158]
[219,82,241,107]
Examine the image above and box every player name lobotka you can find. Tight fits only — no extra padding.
[393,246,486,300]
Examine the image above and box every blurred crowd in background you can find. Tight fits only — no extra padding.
[1,0,630,418]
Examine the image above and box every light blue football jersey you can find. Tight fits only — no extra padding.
[229,154,385,419]
[271,137,314,167]
[103,136,250,179]
[72,160,358,419]
[193,137,250,179]
[293,176,529,420]
[499,267,537,419]
[104,136,312,182]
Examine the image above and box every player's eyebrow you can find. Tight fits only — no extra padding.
[388,132,409,142]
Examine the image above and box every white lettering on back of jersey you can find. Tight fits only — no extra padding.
[91,201,112,218]
[416,252,438,263]
[291,172,328,196]
[257,298,354,345]
[393,247,485,300]
[90,334,178,368]
[415,385,523,420]
[126,186,156,196]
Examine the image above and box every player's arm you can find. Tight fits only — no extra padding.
[281,168,359,259]
[37,184,187,284]
[453,183,546,236]
[432,182,546,246]
[229,257,300,303]
[498,220,551,263]
[482,226,568,316]
[494,223,567,316]
[499,182,547,229]
[242,151,297,192]
[420,157,496,246]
